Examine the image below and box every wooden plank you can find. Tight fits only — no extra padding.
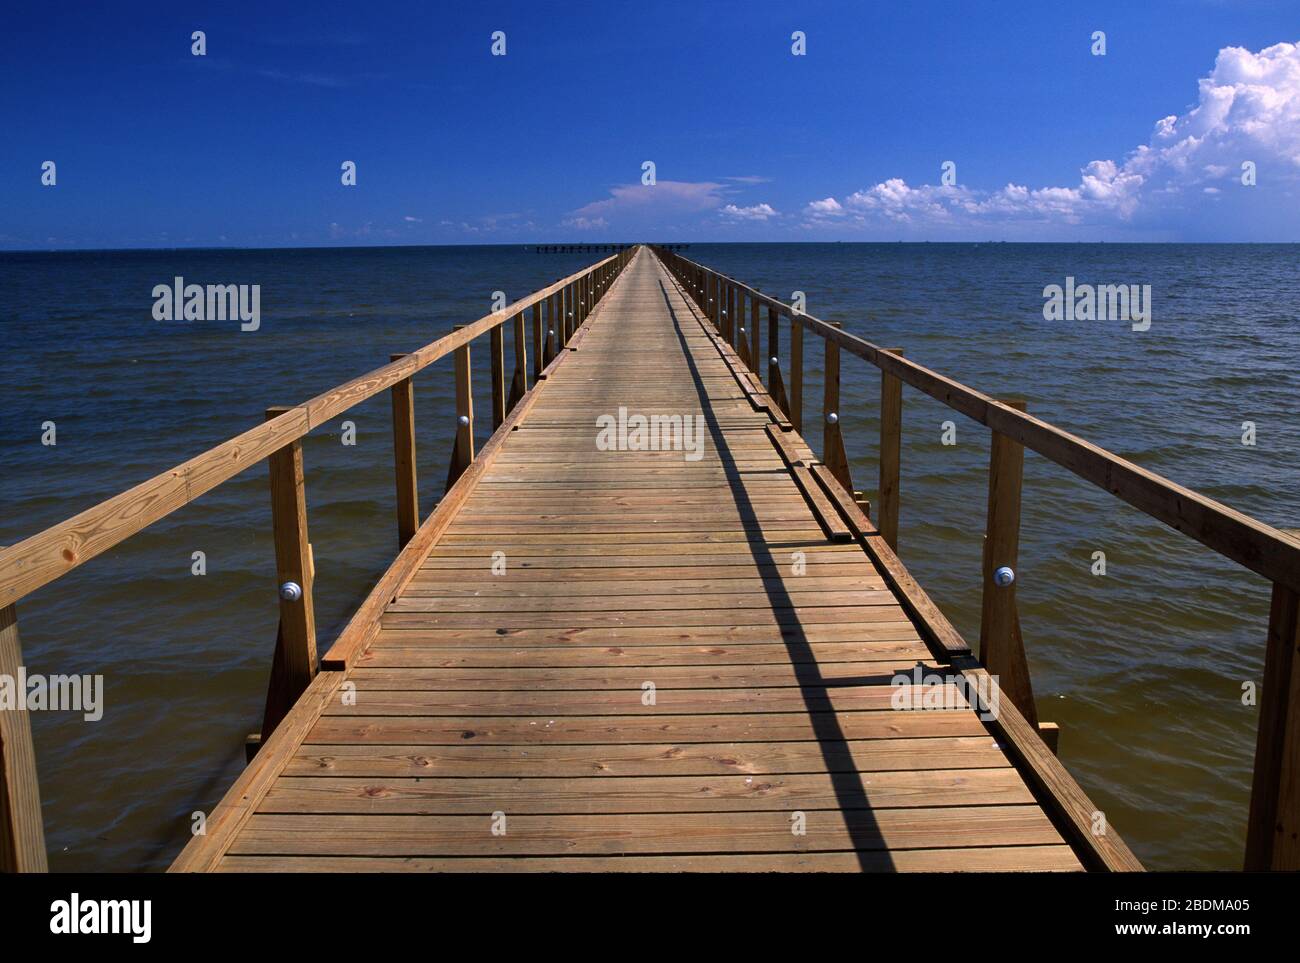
[360,639,932,668]
[229,806,1068,857]
[218,845,1083,873]
[388,355,419,548]
[306,710,988,746]
[0,601,47,872]
[284,735,1008,777]
[349,660,927,689]
[260,769,1035,814]
[322,683,970,717]
[789,465,853,542]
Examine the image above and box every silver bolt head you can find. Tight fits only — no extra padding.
[279,581,303,602]
[770,356,779,365]
[994,566,1015,587]
[826,411,839,425]
[458,414,470,427]
[548,329,555,337]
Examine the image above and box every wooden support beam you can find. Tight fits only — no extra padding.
[259,406,318,744]
[388,354,418,549]
[489,322,506,430]
[447,326,475,491]
[1245,581,1300,870]
[750,295,761,377]
[790,315,804,434]
[0,597,47,872]
[546,291,559,365]
[878,347,903,551]
[822,322,851,493]
[531,302,543,381]
[767,305,790,416]
[979,399,1037,728]
[510,312,529,411]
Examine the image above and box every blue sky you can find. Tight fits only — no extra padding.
[2,0,1297,248]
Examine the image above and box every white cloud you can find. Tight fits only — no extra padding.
[720,202,778,220]
[804,40,1300,230]
[569,181,726,225]
[804,197,844,217]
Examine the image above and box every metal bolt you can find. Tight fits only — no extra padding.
[994,566,1015,587]
[770,356,779,365]
[279,581,303,602]
[547,329,555,337]
[826,411,839,425]
[458,414,470,427]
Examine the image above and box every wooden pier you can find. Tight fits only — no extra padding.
[2,246,1298,873]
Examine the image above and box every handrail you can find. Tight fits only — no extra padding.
[654,245,1300,872]
[0,246,636,872]
[654,248,1300,593]
[0,252,626,608]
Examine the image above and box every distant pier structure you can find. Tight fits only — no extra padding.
[533,243,687,253]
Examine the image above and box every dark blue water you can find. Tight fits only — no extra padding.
[2,243,1297,870]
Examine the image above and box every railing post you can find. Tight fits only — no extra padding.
[790,313,804,433]
[728,284,737,346]
[979,399,1038,728]
[447,325,475,491]
[531,302,543,380]
[750,295,761,377]
[878,348,903,550]
[489,321,506,429]
[767,304,790,416]
[0,596,47,872]
[822,323,851,492]
[260,406,318,744]
[1245,581,1300,870]
[388,355,419,548]
[511,311,529,409]
[547,290,559,364]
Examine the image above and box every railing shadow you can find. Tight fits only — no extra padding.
[656,275,892,871]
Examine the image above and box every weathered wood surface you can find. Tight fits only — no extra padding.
[167,248,1135,873]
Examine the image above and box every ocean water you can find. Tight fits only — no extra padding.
[1,243,1296,871]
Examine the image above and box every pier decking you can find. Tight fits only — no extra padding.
[7,246,1300,874]
[177,251,1092,871]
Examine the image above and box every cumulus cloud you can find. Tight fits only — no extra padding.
[804,197,845,216]
[720,202,778,220]
[568,181,726,225]
[804,41,1300,230]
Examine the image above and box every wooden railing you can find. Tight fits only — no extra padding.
[654,245,1300,872]
[0,247,635,872]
